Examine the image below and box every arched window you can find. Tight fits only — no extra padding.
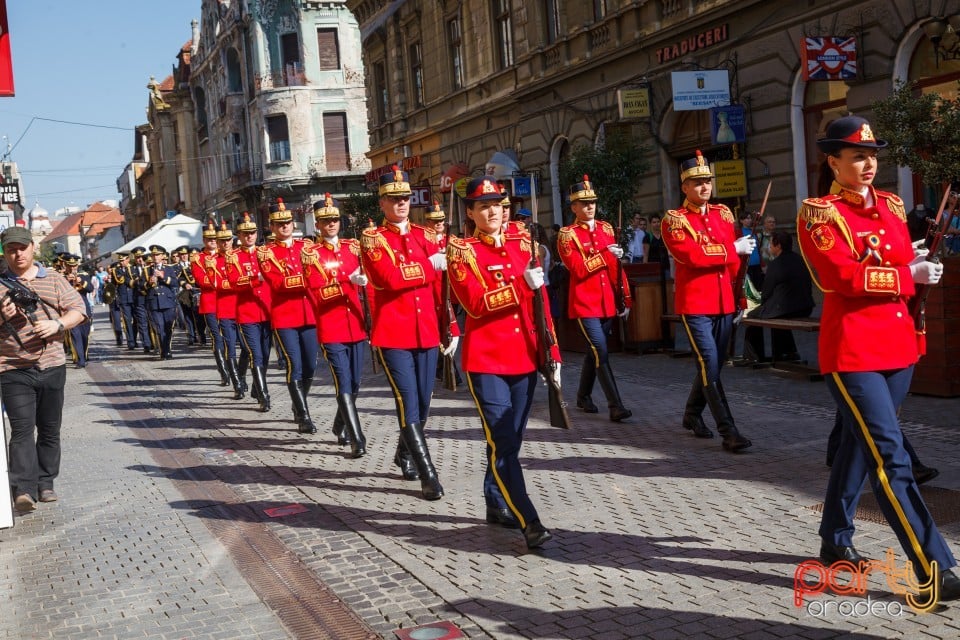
[226,48,242,93]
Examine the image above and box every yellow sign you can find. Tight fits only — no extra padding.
[617,88,651,119]
[454,177,471,199]
[713,159,746,197]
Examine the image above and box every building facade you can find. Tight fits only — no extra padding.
[345,0,960,228]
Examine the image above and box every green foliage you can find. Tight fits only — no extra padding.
[559,130,651,224]
[340,191,381,235]
[872,80,960,186]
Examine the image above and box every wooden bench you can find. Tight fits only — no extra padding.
[662,313,822,380]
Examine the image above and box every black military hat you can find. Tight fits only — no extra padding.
[679,150,713,182]
[379,165,412,197]
[131,246,147,258]
[236,211,258,232]
[464,176,504,202]
[116,250,130,259]
[149,244,167,256]
[172,245,189,256]
[61,253,81,266]
[269,198,293,223]
[568,174,598,202]
[816,115,888,154]
[313,193,340,220]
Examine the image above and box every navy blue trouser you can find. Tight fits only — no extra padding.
[203,313,224,354]
[274,326,318,383]
[680,313,733,414]
[218,318,239,361]
[467,371,539,528]
[119,302,136,347]
[576,317,613,397]
[820,367,956,579]
[239,321,271,368]
[133,300,151,348]
[321,340,363,395]
[149,307,176,357]
[379,347,437,428]
[68,323,90,366]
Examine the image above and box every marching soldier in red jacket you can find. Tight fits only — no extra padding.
[798,115,959,598]
[192,221,229,386]
[447,176,559,548]
[662,152,753,452]
[214,220,245,399]
[361,166,459,500]
[306,194,368,458]
[258,199,320,434]
[226,212,272,412]
[557,175,633,422]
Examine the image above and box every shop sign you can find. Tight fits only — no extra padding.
[710,105,746,144]
[656,24,729,64]
[0,182,19,205]
[617,87,651,119]
[801,37,857,81]
[410,186,432,208]
[511,175,539,198]
[440,162,469,193]
[713,160,746,198]
[671,70,730,111]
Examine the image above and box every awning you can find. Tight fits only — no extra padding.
[113,214,203,256]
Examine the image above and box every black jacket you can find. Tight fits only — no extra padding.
[750,249,814,319]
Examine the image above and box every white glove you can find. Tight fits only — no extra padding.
[523,266,545,290]
[551,363,562,389]
[348,268,368,286]
[429,252,447,271]
[912,239,928,256]
[618,307,630,320]
[734,236,757,256]
[909,257,944,285]
[607,244,624,259]
[441,336,459,357]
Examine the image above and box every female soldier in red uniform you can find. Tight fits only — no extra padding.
[192,221,228,386]
[798,115,959,600]
[447,176,559,549]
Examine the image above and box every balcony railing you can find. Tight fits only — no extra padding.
[254,62,307,91]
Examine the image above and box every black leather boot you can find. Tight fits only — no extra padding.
[394,438,419,480]
[226,358,244,400]
[288,381,316,434]
[213,349,229,386]
[237,356,249,396]
[338,393,367,458]
[597,362,632,422]
[331,410,351,446]
[576,357,598,413]
[682,379,713,438]
[253,366,270,412]
[401,422,443,500]
[704,381,751,452]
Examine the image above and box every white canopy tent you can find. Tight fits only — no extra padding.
[113,214,204,257]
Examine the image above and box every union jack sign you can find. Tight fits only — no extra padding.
[801,37,858,81]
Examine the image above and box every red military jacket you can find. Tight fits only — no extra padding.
[661,200,740,315]
[797,185,918,374]
[557,219,633,319]
[191,250,219,315]
[305,237,367,344]
[257,239,317,329]
[447,231,561,374]
[213,252,238,320]
[360,222,458,349]
[226,246,271,324]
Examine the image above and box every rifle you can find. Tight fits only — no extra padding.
[438,201,458,391]
[733,180,771,316]
[909,183,959,333]
[358,219,379,374]
[529,223,572,429]
[614,203,627,345]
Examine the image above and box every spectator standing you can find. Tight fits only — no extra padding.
[625,214,649,263]
[0,227,87,513]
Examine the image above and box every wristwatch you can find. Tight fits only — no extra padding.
[55,319,64,332]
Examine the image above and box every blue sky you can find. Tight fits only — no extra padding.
[0,1,199,214]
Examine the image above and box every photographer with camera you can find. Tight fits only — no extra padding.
[0,227,87,514]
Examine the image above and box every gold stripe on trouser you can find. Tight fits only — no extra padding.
[575,319,602,368]
[466,372,527,529]
[272,329,295,384]
[680,315,709,387]
[65,331,77,363]
[237,324,254,364]
[149,322,159,351]
[320,344,341,395]
[832,372,932,577]
[377,348,407,428]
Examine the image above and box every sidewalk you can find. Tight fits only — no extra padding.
[3,311,960,639]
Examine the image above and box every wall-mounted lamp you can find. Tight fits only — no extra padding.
[923,15,960,67]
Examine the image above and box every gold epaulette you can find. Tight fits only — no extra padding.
[876,190,906,220]
[417,223,438,244]
[598,220,614,235]
[256,245,271,260]
[225,249,240,267]
[716,203,735,224]
[360,226,381,251]
[798,196,842,225]
[445,235,474,262]
[189,254,202,266]
[341,237,361,256]
[664,209,687,231]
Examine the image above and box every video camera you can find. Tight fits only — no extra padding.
[0,273,41,321]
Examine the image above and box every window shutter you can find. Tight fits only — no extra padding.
[317,29,340,71]
[323,113,349,171]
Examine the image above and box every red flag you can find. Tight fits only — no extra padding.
[0,0,13,97]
